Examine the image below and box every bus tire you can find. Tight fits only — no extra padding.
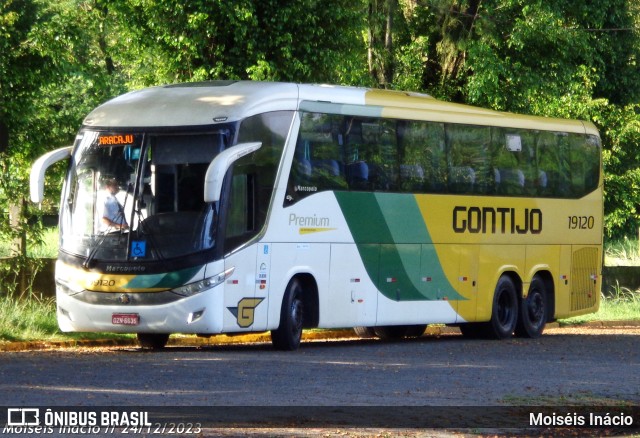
[374,326,409,340]
[373,324,425,340]
[353,326,376,338]
[137,333,169,350]
[271,278,304,351]
[515,276,548,338]
[486,275,519,339]
[404,324,427,338]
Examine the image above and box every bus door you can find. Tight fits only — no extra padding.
[222,244,269,332]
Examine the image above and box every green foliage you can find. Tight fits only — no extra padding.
[598,104,640,238]
[0,293,135,342]
[111,0,365,86]
[604,237,640,266]
[390,0,640,239]
[0,0,640,286]
[0,294,58,341]
[561,290,640,324]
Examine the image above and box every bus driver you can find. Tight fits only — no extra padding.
[101,178,128,232]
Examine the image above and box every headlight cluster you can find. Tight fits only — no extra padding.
[171,267,235,297]
[56,278,83,296]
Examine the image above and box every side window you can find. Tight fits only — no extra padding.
[569,133,600,197]
[537,131,572,197]
[535,131,601,198]
[286,112,600,202]
[287,112,346,204]
[344,117,397,191]
[491,128,534,196]
[224,111,293,252]
[398,121,446,193]
[446,124,492,194]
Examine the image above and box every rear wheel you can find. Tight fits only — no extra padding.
[485,275,519,339]
[373,324,426,340]
[404,324,427,338]
[271,279,305,351]
[374,326,409,340]
[515,276,548,338]
[353,326,376,338]
[137,333,169,350]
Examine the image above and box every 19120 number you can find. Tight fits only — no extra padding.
[568,215,595,230]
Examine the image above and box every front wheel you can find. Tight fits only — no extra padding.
[515,276,548,338]
[485,275,519,339]
[271,279,305,351]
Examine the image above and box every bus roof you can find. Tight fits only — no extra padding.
[82,81,599,136]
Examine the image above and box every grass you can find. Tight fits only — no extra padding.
[0,227,59,259]
[560,285,640,325]
[0,294,133,343]
[28,227,59,258]
[0,290,638,343]
[0,232,636,342]
[604,236,640,266]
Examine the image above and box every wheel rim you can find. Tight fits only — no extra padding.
[497,287,516,329]
[290,298,303,337]
[527,290,545,327]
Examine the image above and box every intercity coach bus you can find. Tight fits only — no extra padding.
[30,81,602,350]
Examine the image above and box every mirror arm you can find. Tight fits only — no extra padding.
[30,146,73,203]
[204,142,262,203]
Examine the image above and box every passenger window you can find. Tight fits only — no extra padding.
[569,133,600,196]
[492,128,531,196]
[398,121,446,193]
[345,118,397,191]
[446,124,492,194]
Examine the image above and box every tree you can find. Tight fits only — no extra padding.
[106,0,365,86]
[367,0,398,88]
[0,0,50,257]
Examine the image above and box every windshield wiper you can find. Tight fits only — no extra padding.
[82,207,128,270]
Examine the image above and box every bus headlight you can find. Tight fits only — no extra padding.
[56,279,84,296]
[171,267,235,297]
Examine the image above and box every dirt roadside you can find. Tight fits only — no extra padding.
[1,320,639,352]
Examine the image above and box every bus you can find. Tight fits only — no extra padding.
[30,81,602,350]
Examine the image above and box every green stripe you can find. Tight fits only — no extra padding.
[123,266,202,290]
[335,192,464,301]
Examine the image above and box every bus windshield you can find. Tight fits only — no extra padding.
[61,127,235,263]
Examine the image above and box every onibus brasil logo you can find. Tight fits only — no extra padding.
[5,408,151,434]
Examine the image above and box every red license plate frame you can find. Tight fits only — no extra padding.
[112,313,140,326]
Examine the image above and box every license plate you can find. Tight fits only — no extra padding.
[112,313,140,326]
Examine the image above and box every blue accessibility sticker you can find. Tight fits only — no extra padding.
[131,240,147,258]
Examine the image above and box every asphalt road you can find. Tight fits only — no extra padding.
[1,327,639,406]
[0,327,638,435]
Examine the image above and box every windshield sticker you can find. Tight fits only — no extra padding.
[131,240,147,258]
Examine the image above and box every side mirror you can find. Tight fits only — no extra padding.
[30,146,73,203]
[204,142,262,203]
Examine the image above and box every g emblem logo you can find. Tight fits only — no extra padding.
[227,298,264,328]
